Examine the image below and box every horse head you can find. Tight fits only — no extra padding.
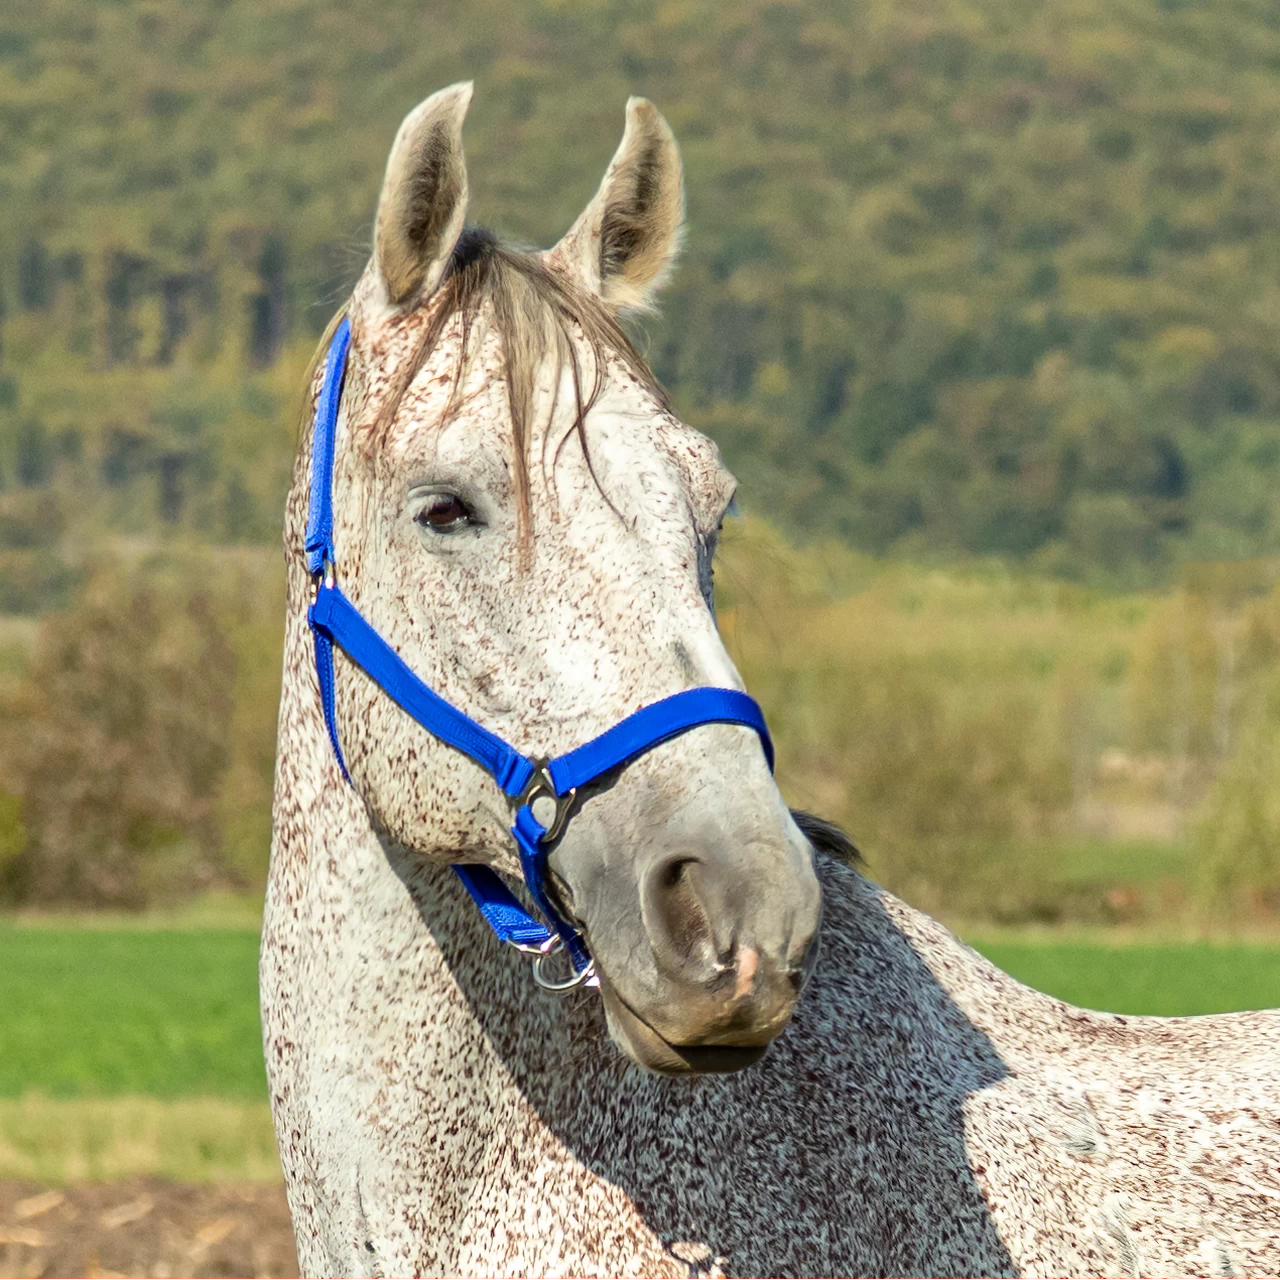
[292,82,821,1073]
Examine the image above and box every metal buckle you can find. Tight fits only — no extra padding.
[513,760,592,992]
[519,756,576,844]
[530,936,599,991]
[309,559,336,605]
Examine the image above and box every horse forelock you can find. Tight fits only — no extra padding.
[295,228,669,551]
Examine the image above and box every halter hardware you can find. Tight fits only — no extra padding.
[309,559,336,605]
[519,758,577,845]
[531,937,599,991]
[302,314,774,990]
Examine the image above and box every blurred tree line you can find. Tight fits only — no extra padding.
[5,0,1280,597]
[714,526,1280,926]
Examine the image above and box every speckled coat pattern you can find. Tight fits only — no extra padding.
[264,780,1280,1278]
[262,90,1280,1280]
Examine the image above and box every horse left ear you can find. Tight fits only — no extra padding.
[548,97,684,315]
[373,82,473,308]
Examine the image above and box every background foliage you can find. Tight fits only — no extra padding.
[1,0,1280,927]
[6,0,1280,580]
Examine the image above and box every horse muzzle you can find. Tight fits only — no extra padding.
[581,845,823,1075]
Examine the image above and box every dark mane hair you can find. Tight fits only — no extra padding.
[790,809,863,865]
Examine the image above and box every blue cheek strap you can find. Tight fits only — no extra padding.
[304,315,774,989]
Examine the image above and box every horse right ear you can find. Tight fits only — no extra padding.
[547,98,684,315]
[373,82,472,308]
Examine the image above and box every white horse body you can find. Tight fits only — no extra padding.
[263,84,1280,1278]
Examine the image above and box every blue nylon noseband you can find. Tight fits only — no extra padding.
[304,315,774,986]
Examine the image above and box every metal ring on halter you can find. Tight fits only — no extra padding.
[518,757,577,844]
[531,937,599,991]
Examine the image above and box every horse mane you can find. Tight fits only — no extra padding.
[299,228,670,546]
[790,809,863,865]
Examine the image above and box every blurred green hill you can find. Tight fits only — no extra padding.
[4,0,1280,599]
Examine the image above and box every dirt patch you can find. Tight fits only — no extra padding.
[0,1179,297,1278]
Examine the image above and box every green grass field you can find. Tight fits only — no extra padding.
[4,921,1279,1102]
[967,938,1280,1017]
[0,925,264,1099]
[2,919,1277,1182]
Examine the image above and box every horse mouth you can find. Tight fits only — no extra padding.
[595,976,773,1076]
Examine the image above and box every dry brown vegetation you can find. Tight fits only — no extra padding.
[3,525,1280,928]
[0,523,1277,929]
[0,551,281,908]
[0,1097,280,1185]
[717,521,1280,926]
[0,1177,296,1279]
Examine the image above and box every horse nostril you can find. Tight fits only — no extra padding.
[643,855,719,974]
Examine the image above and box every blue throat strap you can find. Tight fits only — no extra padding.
[303,315,774,982]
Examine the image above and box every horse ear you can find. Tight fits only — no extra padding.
[548,97,684,315]
[373,82,473,308]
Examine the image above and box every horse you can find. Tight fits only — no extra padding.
[261,83,1280,1278]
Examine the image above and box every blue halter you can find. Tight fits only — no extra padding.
[304,315,774,987]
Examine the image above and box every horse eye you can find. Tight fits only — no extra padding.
[416,494,474,532]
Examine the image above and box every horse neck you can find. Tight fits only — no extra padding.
[266,539,577,1059]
